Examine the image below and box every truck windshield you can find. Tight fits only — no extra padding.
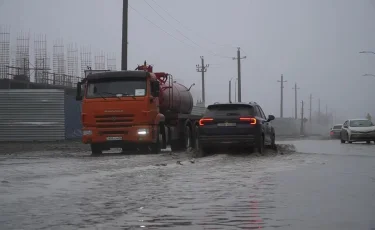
[86,78,147,98]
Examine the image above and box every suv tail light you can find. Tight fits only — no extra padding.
[199,118,214,126]
[239,117,257,125]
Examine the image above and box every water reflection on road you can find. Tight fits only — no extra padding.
[0,139,374,229]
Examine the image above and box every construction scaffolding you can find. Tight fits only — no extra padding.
[0,26,10,79]
[34,34,50,84]
[67,43,79,85]
[80,45,92,78]
[53,39,66,86]
[15,31,30,80]
[0,26,117,90]
[107,53,117,71]
[94,51,106,70]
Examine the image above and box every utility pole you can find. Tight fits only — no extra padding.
[196,56,209,105]
[292,83,300,119]
[232,47,246,102]
[300,100,305,136]
[234,78,237,102]
[277,74,287,118]
[318,98,321,124]
[228,79,232,102]
[325,105,328,117]
[309,94,312,124]
[121,0,128,70]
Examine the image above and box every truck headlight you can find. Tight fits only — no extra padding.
[137,128,148,135]
[83,130,92,136]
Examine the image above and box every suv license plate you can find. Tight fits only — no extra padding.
[106,136,122,141]
[217,123,236,127]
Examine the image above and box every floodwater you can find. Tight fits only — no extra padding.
[0,139,374,229]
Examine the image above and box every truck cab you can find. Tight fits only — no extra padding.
[76,69,163,155]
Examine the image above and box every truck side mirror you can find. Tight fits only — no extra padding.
[151,81,160,97]
[76,82,83,101]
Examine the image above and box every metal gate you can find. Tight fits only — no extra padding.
[0,89,65,141]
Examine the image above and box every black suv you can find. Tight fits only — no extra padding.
[197,102,276,156]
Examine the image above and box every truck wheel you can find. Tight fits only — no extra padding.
[150,126,161,154]
[184,126,192,150]
[170,141,181,152]
[257,135,264,154]
[90,143,102,156]
[160,124,167,149]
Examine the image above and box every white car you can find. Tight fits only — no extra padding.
[340,119,375,144]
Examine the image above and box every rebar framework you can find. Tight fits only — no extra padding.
[0,25,10,79]
[34,34,49,84]
[15,31,30,79]
[53,39,66,85]
[80,45,92,78]
[107,53,117,71]
[67,43,79,85]
[94,51,106,70]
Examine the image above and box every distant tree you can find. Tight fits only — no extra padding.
[366,113,372,121]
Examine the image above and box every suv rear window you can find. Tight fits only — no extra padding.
[205,104,254,116]
[333,125,342,129]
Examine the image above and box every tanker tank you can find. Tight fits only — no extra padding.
[159,81,194,115]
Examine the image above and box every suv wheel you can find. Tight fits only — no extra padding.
[197,146,212,158]
[257,135,264,154]
[270,133,276,150]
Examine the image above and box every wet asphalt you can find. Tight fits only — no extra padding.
[0,139,374,230]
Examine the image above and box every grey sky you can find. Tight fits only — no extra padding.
[1,0,375,121]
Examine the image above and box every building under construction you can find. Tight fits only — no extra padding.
[0,27,117,90]
[0,27,118,141]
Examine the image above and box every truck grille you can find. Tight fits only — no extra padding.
[95,114,134,129]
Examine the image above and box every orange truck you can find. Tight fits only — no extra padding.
[75,62,203,155]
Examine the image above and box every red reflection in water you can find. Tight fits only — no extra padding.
[249,181,264,229]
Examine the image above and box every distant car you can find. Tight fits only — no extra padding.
[196,102,276,156]
[330,124,343,139]
[340,119,375,144]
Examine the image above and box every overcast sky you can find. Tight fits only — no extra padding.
[1,0,375,121]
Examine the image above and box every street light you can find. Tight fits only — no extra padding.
[363,74,375,77]
[359,51,375,55]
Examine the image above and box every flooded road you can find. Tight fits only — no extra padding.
[0,139,374,229]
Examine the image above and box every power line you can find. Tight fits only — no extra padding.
[148,0,237,49]
[143,0,197,45]
[128,4,196,49]
[142,1,233,59]
[132,2,232,59]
